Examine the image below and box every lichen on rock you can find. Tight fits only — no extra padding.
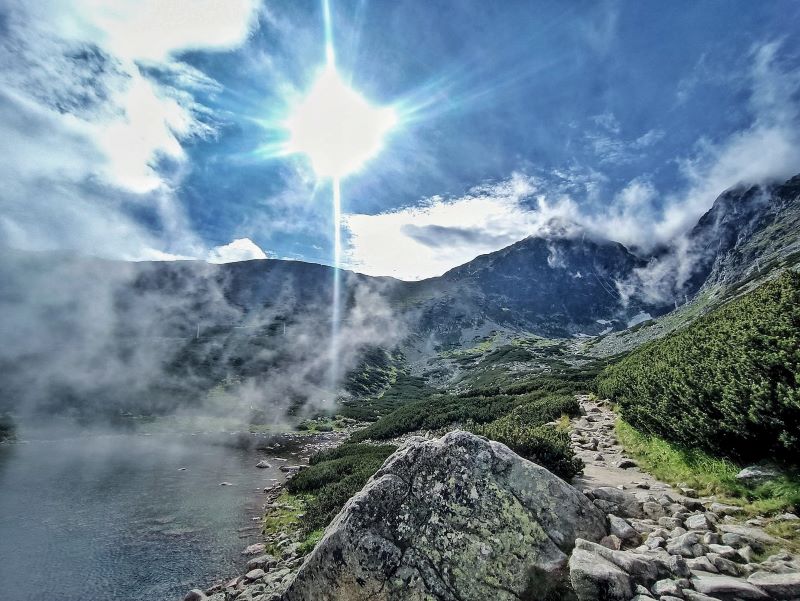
[282,430,607,601]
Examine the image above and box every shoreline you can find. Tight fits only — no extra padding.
[188,428,351,601]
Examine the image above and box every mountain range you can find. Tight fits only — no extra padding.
[1,172,799,420]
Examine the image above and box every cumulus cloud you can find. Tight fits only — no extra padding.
[207,238,268,263]
[345,41,800,281]
[0,0,259,259]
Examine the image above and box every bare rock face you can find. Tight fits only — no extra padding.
[282,431,607,601]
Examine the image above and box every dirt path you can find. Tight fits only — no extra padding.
[570,394,678,495]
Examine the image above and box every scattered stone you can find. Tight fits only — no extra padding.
[570,548,633,601]
[245,569,266,582]
[242,543,266,556]
[682,591,723,601]
[246,553,278,571]
[609,514,639,541]
[747,571,800,599]
[709,503,744,516]
[736,465,779,484]
[717,524,778,546]
[685,514,713,531]
[219,482,234,486]
[707,553,740,577]
[691,572,770,599]
[776,513,799,521]
[184,590,207,601]
[652,578,682,597]
[256,460,272,469]
[591,487,643,518]
[601,534,623,550]
[687,556,718,573]
[680,487,699,498]
[666,532,705,558]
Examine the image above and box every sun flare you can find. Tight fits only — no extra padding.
[285,65,397,178]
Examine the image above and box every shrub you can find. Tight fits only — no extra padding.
[597,271,800,464]
[473,421,583,480]
[287,443,396,531]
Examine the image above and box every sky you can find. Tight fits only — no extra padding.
[1,0,800,279]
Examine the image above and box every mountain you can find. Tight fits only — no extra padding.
[2,172,799,420]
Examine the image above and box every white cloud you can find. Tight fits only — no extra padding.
[346,41,800,281]
[207,238,268,263]
[0,0,259,259]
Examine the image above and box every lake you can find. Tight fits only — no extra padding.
[0,429,313,601]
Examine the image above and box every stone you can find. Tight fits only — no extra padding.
[709,503,744,516]
[600,534,622,550]
[645,536,665,550]
[747,571,800,599]
[282,431,608,601]
[659,517,684,530]
[685,514,713,531]
[687,556,718,573]
[245,569,266,582]
[776,512,799,521]
[717,524,778,546]
[682,591,723,601]
[570,548,633,601]
[242,543,266,556]
[246,554,278,571]
[720,532,745,548]
[666,532,705,558]
[256,460,272,468]
[609,514,639,541]
[616,458,638,469]
[707,544,738,560]
[735,465,779,484]
[591,486,643,518]
[691,572,770,599]
[702,532,721,545]
[706,554,740,577]
[667,554,691,578]
[680,487,698,498]
[652,578,682,597]
[184,590,207,601]
[643,502,667,519]
[573,539,665,586]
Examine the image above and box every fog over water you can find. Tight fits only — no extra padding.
[0,429,302,601]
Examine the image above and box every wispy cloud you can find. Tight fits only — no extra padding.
[0,0,260,260]
[345,41,800,281]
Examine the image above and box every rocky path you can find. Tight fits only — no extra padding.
[570,395,679,495]
[568,394,800,601]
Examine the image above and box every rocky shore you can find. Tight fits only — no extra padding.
[185,399,800,601]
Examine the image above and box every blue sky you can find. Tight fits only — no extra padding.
[1,1,800,279]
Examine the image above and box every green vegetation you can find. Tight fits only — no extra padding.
[285,443,396,532]
[470,393,582,479]
[616,419,800,517]
[598,271,800,464]
[339,373,435,422]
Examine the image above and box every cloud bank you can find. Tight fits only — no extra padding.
[345,41,800,280]
[0,0,260,261]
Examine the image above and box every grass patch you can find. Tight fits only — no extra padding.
[616,419,800,515]
[262,490,306,555]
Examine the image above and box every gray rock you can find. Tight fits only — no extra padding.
[573,539,665,585]
[685,514,713,531]
[687,556,718,573]
[600,534,623,550]
[643,502,667,519]
[282,431,607,601]
[706,554,740,577]
[709,503,744,516]
[184,590,207,601]
[651,578,682,597]
[245,569,266,582]
[570,548,633,601]
[256,460,272,469]
[591,486,643,518]
[242,543,267,556]
[720,532,745,548]
[682,591,723,601]
[702,532,721,545]
[707,544,738,560]
[747,571,800,599]
[666,532,705,558]
[717,524,778,546]
[609,514,639,541]
[691,572,770,599]
[616,458,638,469]
[735,465,778,484]
[247,553,279,571]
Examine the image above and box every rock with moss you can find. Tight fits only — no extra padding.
[281,430,607,601]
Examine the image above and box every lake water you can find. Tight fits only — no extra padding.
[0,429,308,601]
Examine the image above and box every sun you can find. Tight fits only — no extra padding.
[285,65,397,178]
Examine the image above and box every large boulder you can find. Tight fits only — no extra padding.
[282,431,607,601]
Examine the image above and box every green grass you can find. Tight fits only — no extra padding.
[262,490,306,555]
[616,419,800,516]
